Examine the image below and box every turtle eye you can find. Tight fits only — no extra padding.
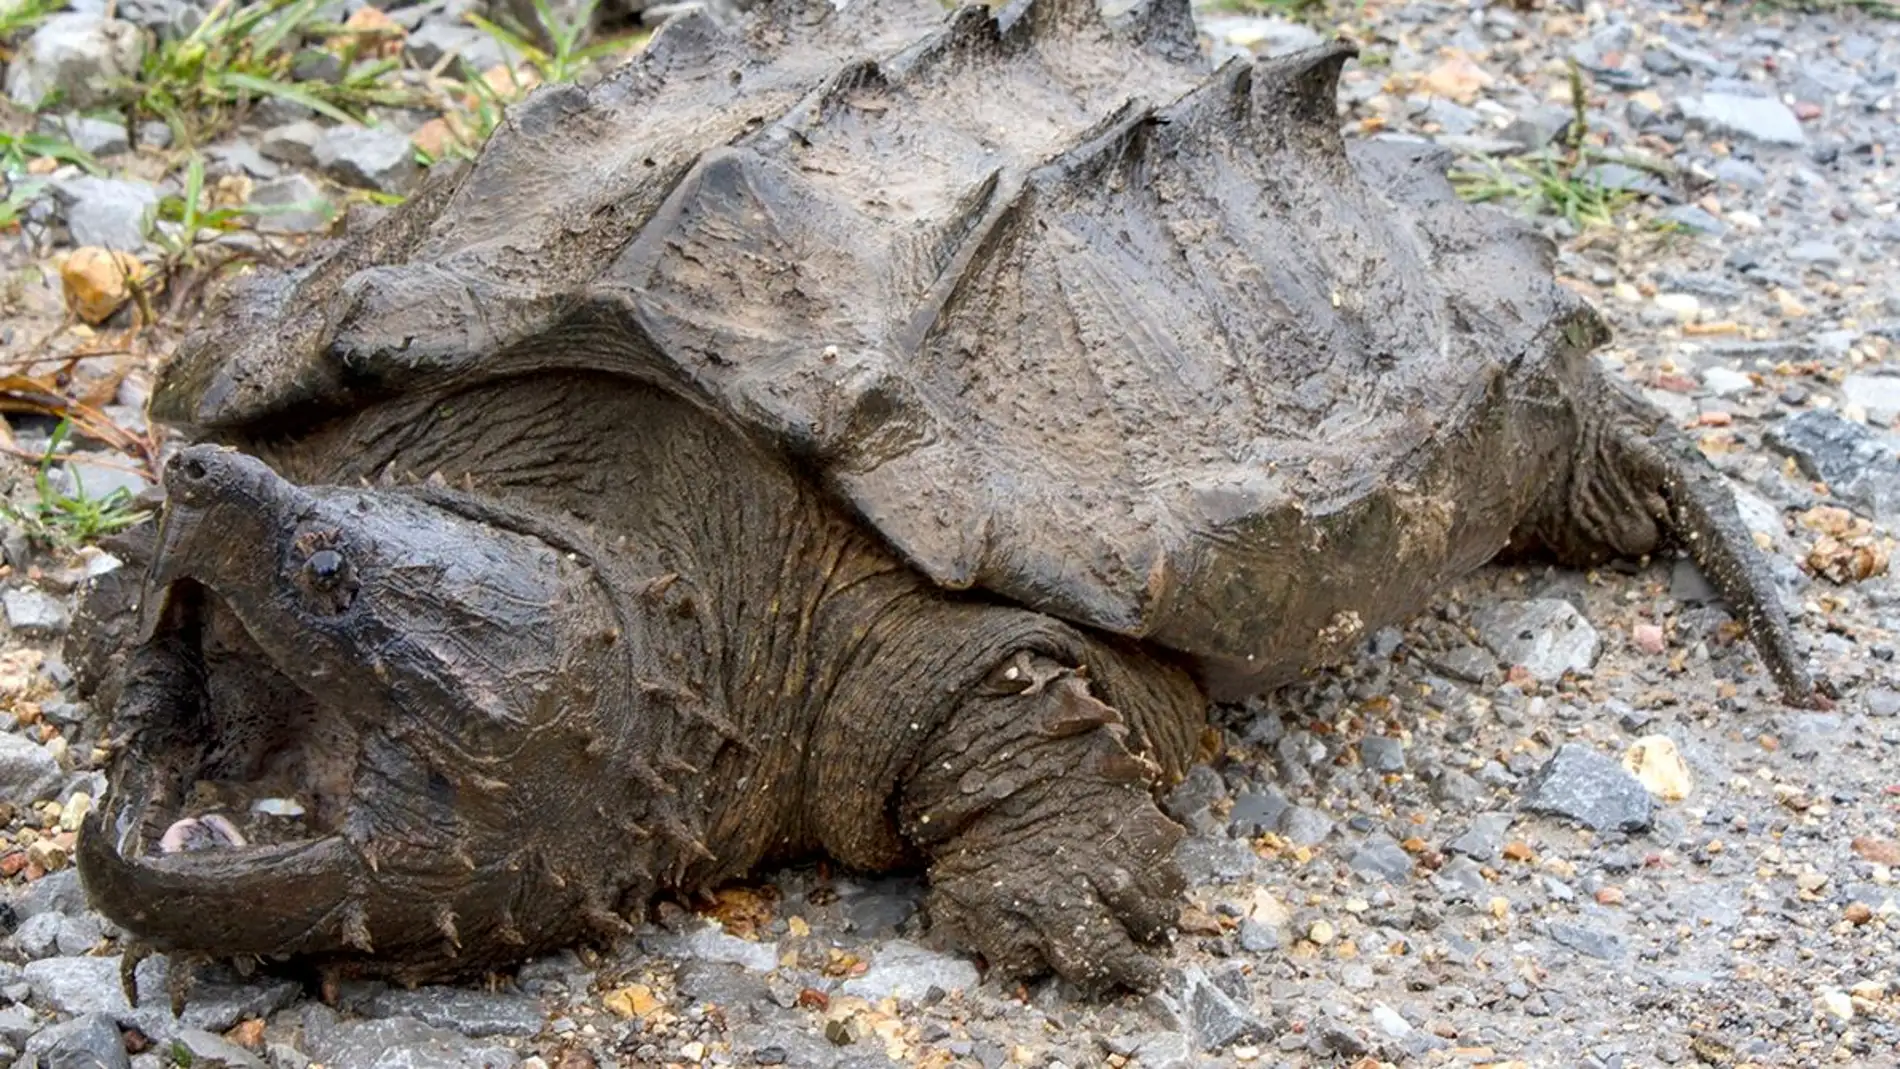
[306,549,345,588]
[295,545,357,614]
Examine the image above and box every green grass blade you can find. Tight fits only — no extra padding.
[219,71,360,124]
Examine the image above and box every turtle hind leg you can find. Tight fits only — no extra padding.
[1519,370,1822,707]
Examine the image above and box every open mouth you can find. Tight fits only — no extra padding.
[92,576,363,870]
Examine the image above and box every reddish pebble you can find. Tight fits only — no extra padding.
[1633,623,1666,655]
[1794,101,1823,121]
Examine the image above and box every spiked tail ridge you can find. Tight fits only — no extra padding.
[1246,40,1357,157]
[1125,0,1201,64]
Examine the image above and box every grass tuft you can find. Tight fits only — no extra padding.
[127,0,426,142]
[0,420,150,548]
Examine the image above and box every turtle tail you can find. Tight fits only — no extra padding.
[1520,368,1823,707]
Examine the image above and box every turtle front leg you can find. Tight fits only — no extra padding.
[899,648,1202,995]
[1516,368,1820,705]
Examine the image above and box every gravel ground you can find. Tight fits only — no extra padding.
[2,0,1899,1066]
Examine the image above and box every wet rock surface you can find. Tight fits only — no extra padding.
[1,0,1899,1065]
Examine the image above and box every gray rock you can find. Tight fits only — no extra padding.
[258,121,325,168]
[1163,764,1227,824]
[248,174,335,236]
[135,121,173,150]
[1548,920,1625,960]
[11,911,64,959]
[361,986,544,1038]
[1123,1031,1193,1069]
[56,453,150,503]
[1445,811,1515,861]
[1474,599,1601,681]
[21,1012,130,1069]
[168,1030,266,1069]
[1229,787,1288,836]
[673,960,771,1012]
[300,1004,518,1069]
[114,0,207,41]
[55,115,130,156]
[1359,735,1405,773]
[1520,744,1654,833]
[266,1042,312,1069]
[5,587,70,635]
[53,177,160,251]
[838,940,979,1002]
[1679,92,1806,146]
[1433,855,1490,900]
[4,14,145,110]
[1765,409,1900,521]
[1701,366,1754,397]
[1347,833,1414,883]
[313,126,421,194]
[0,731,66,804]
[1173,967,1267,1052]
[1710,157,1767,190]
[22,955,300,1040]
[1844,374,1900,426]
[1658,205,1727,235]
[1787,239,1842,267]
[1237,917,1280,953]
[0,1003,44,1045]
[645,920,778,972]
[1425,643,1495,683]
[1279,804,1334,847]
[205,142,281,179]
[14,870,86,920]
[405,21,510,71]
[1175,835,1256,884]
[54,913,105,956]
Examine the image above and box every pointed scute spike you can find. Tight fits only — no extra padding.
[1000,0,1102,40]
[639,6,731,74]
[1127,0,1200,65]
[1036,96,1157,191]
[1158,56,1252,131]
[1247,40,1358,151]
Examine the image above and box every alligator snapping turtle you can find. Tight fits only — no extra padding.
[70,0,1814,994]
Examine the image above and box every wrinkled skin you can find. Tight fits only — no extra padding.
[75,378,1204,993]
[70,0,1821,998]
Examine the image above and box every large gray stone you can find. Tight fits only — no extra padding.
[1679,92,1806,146]
[838,940,979,1002]
[167,1029,267,1069]
[1474,599,1601,681]
[5,586,70,635]
[249,174,335,235]
[300,1004,519,1069]
[1843,374,1900,426]
[0,731,66,804]
[4,14,145,110]
[313,126,421,194]
[644,920,778,972]
[1765,409,1900,522]
[22,955,300,1041]
[53,177,160,251]
[1520,744,1654,833]
[361,986,545,1038]
[21,1011,130,1069]
[258,121,324,169]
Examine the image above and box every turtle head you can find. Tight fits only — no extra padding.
[78,445,641,977]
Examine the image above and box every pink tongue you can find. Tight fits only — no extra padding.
[158,813,248,854]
